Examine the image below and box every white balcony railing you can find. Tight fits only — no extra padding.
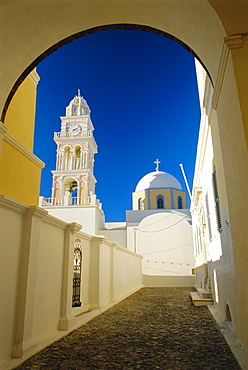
[39,195,101,209]
[54,130,91,139]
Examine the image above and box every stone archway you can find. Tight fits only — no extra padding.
[1,23,213,123]
[0,1,227,121]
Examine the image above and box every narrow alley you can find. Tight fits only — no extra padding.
[15,288,240,369]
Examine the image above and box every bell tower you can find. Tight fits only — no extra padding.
[40,91,104,235]
[52,90,97,205]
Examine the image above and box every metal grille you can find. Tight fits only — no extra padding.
[72,247,82,307]
[212,168,222,232]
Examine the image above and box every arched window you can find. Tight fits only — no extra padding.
[138,197,144,210]
[69,180,78,205]
[157,195,164,209]
[72,242,82,307]
[178,196,183,209]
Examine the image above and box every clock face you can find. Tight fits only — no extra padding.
[68,124,81,135]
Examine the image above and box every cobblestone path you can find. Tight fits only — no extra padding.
[16,288,240,369]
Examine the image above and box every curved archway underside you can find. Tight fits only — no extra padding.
[1,23,212,123]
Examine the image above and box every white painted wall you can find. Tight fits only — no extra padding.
[0,197,28,364]
[98,228,127,249]
[0,196,143,367]
[191,61,243,345]
[135,212,195,276]
[44,205,105,235]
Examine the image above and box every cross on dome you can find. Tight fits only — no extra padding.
[154,159,161,171]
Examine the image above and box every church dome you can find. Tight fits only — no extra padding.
[135,170,182,192]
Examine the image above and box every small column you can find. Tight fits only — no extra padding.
[80,149,83,169]
[89,236,102,309]
[12,207,48,358]
[70,149,74,170]
[59,222,82,331]
[57,152,62,170]
[61,149,65,170]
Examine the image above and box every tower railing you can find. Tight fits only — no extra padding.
[39,195,101,208]
[54,130,92,139]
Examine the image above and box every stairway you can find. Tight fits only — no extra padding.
[191,287,214,306]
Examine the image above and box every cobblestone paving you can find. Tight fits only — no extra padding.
[16,288,240,369]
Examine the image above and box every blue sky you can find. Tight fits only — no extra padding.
[34,30,200,222]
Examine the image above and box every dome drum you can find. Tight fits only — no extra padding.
[133,170,186,211]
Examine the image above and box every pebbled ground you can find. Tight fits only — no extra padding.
[15,287,240,369]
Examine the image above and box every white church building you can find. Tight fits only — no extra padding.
[40,91,195,285]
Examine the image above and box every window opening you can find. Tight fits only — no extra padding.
[226,303,232,328]
[72,244,82,307]
[205,193,212,241]
[212,167,222,232]
[69,180,78,205]
[178,196,183,209]
[138,197,144,210]
[157,195,164,209]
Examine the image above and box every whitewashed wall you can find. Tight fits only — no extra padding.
[44,205,105,235]
[126,210,194,277]
[98,228,127,249]
[0,196,28,365]
[191,60,243,346]
[0,196,143,368]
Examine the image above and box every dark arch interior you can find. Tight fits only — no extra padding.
[226,303,232,323]
[1,23,212,123]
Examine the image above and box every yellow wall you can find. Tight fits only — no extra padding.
[0,70,43,205]
[150,189,171,209]
[133,190,146,210]
[134,189,187,210]
[0,141,42,205]
[173,190,186,209]
[5,71,39,151]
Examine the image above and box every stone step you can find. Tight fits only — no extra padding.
[190,292,214,307]
[197,287,213,299]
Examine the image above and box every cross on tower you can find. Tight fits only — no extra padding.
[154,159,161,171]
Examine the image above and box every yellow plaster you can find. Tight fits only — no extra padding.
[173,190,186,209]
[228,36,248,148]
[133,190,146,210]
[150,189,171,209]
[4,71,39,151]
[0,141,41,205]
[0,69,41,205]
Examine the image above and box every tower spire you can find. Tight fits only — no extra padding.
[78,88,81,97]
[154,159,161,171]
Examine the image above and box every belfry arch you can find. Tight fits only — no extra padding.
[1,1,248,365]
